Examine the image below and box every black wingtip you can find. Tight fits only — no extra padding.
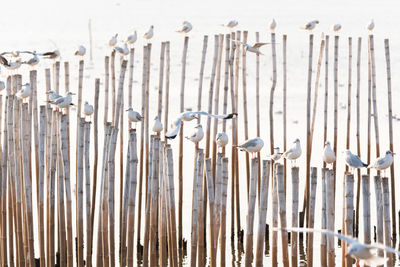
[224,112,238,119]
[165,135,176,140]
[363,163,368,167]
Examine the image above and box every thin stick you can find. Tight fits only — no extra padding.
[282,34,287,193]
[326,169,335,267]
[384,38,396,239]
[111,51,116,126]
[205,158,217,267]
[196,149,205,267]
[374,176,384,257]
[128,48,135,107]
[271,163,278,267]
[306,167,318,267]
[355,37,362,237]
[323,35,329,168]
[104,56,110,124]
[382,178,393,266]
[234,30,241,240]
[163,41,170,139]
[362,175,371,245]
[166,147,178,267]
[149,137,160,267]
[367,37,372,175]
[88,19,93,62]
[84,121,92,267]
[220,158,229,267]
[157,43,166,118]
[321,168,328,267]
[333,35,339,182]
[291,167,299,267]
[222,34,230,137]
[1,98,8,266]
[77,118,85,266]
[197,36,208,123]
[190,149,201,267]
[242,31,250,199]
[345,174,354,267]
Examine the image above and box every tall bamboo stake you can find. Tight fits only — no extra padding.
[149,137,160,267]
[104,56,110,124]
[222,34,230,139]
[384,38,396,239]
[355,37,362,237]
[111,51,116,125]
[128,48,135,107]
[307,167,317,267]
[190,149,201,267]
[277,164,289,267]
[197,36,208,124]
[205,158,217,267]
[323,35,329,168]
[84,121,92,267]
[321,168,328,267]
[345,174,354,267]
[282,34,287,192]
[197,149,205,267]
[157,42,166,118]
[220,157,229,267]
[77,118,85,266]
[229,31,236,239]
[326,169,335,267]
[333,35,339,182]
[242,31,250,198]
[166,147,178,267]
[382,177,393,266]
[271,163,278,267]
[291,167,299,267]
[121,132,131,266]
[1,98,8,266]
[374,176,384,257]
[367,37,372,175]
[362,175,371,245]
[163,41,171,139]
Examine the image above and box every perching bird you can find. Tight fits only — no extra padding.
[166,111,237,139]
[235,41,270,55]
[279,227,399,267]
[0,81,5,91]
[323,141,336,166]
[127,31,137,45]
[114,43,130,56]
[75,45,86,56]
[24,53,40,66]
[215,132,229,152]
[270,18,277,31]
[186,124,204,145]
[283,139,302,166]
[126,107,143,130]
[367,19,375,31]
[143,25,154,40]
[109,34,118,47]
[41,50,60,59]
[343,150,368,173]
[46,90,63,102]
[235,137,264,158]
[368,150,395,176]
[301,20,319,31]
[177,21,193,33]
[83,101,94,118]
[51,92,74,110]
[16,83,31,101]
[152,116,163,133]
[5,59,22,70]
[333,24,342,32]
[222,20,238,28]
[270,147,283,161]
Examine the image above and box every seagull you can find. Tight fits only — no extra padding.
[222,20,238,28]
[333,24,342,32]
[114,43,130,56]
[282,139,302,166]
[5,59,22,70]
[83,101,94,119]
[186,124,204,147]
[143,25,154,40]
[127,31,137,45]
[46,90,63,102]
[109,34,118,47]
[51,92,74,111]
[343,150,368,173]
[235,137,264,158]
[367,19,375,31]
[0,81,5,91]
[177,21,193,33]
[126,107,143,130]
[269,147,283,161]
[24,53,40,67]
[301,20,319,31]
[152,115,163,134]
[165,111,237,139]
[75,45,86,56]
[16,83,31,101]
[235,41,270,55]
[278,227,399,267]
[270,18,277,31]
[40,50,60,60]
[368,150,395,177]
[323,141,336,166]
[215,132,229,152]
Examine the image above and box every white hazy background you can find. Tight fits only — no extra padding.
[2,0,400,265]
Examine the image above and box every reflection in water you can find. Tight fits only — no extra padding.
[137,243,143,266]
[230,240,236,266]
[299,235,307,267]
[265,224,270,256]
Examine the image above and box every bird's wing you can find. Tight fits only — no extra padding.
[41,51,54,56]
[348,154,364,167]
[253,42,268,48]
[365,242,400,256]
[232,40,246,46]
[0,55,9,66]
[376,157,387,167]
[52,97,66,105]
[278,227,358,245]
[239,139,258,149]
[165,116,183,139]
[190,111,237,119]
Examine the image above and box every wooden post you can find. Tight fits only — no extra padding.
[77,118,85,266]
[384,38,396,239]
[344,174,354,267]
[326,169,335,267]
[149,137,160,267]
[242,31,250,198]
[346,38,352,173]
[190,149,201,267]
[128,48,135,107]
[382,177,393,266]
[38,105,46,266]
[333,35,339,181]
[104,56,110,124]
[355,37,362,237]
[111,51,116,125]
[197,36,208,124]
[255,161,270,267]
[163,41,171,139]
[374,176,384,257]
[157,42,166,118]
[58,113,67,267]
[271,164,278,267]
[84,121,92,267]
[321,168,328,267]
[367,37,372,175]
[282,34,287,191]
[307,167,318,267]
[220,158,229,267]
[245,158,259,267]
[323,35,329,168]
[205,159,217,267]
[222,34,230,144]
[197,150,205,267]
[362,175,371,245]
[276,164,289,267]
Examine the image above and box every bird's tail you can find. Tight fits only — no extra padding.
[224,113,238,119]
[362,255,387,266]
[300,26,307,30]
[363,163,369,168]
[176,30,183,33]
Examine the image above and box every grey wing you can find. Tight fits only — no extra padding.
[52,97,64,105]
[366,243,400,256]
[376,157,387,166]
[283,227,357,245]
[165,117,182,139]
[191,111,236,119]
[253,42,268,48]
[348,154,364,167]
[240,139,258,148]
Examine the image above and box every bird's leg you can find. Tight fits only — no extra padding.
[195,142,199,149]
[356,259,360,267]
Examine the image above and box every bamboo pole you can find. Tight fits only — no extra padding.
[333,35,339,181]
[166,147,178,267]
[190,149,201,267]
[76,118,85,266]
[355,37,362,237]
[326,169,335,267]
[374,176,384,257]
[0,97,8,266]
[121,131,131,266]
[290,167,299,267]
[149,137,160,267]
[159,142,167,266]
[84,121,92,267]
[241,31,251,198]
[205,158,217,267]
[276,164,289,267]
[196,149,205,267]
[197,36,208,124]
[111,51,116,125]
[323,35,329,168]
[321,168,328,267]
[157,42,166,118]
[384,38,396,239]
[271,163,278,267]
[282,34,287,192]
[220,157,229,267]
[362,175,371,245]
[145,43,152,249]
[222,34,230,138]
[128,48,135,107]
[345,174,354,267]
[104,56,110,124]
[346,38,352,173]
[214,153,223,250]
[255,160,270,267]
[48,109,57,266]
[229,31,236,239]
[306,167,317,267]
[44,105,52,266]
[382,177,393,266]
[367,38,372,175]
[163,41,170,139]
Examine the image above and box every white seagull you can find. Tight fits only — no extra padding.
[283,139,302,166]
[127,31,137,45]
[235,137,264,158]
[368,150,395,177]
[51,92,74,110]
[279,227,400,267]
[152,116,163,133]
[165,111,237,139]
[333,24,342,32]
[46,90,63,102]
[126,107,143,130]
[186,124,204,146]
[24,53,40,67]
[222,20,238,28]
[270,147,283,161]
[301,20,319,31]
[367,19,375,31]
[343,150,368,173]
[75,45,86,56]
[6,59,22,70]
[83,101,94,118]
[109,34,118,47]
[143,25,154,40]
[270,18,277,31]
[215,132,229,152]
[16,83,31,101]
[235,41,270,55]
[114,43,130,56]
[177,21,193,33]
[323,141,336,166]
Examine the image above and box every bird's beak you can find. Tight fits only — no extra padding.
[45,92,49,95]
[393,152,396,155]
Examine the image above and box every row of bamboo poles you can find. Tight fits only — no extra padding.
[0,28,397,267]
